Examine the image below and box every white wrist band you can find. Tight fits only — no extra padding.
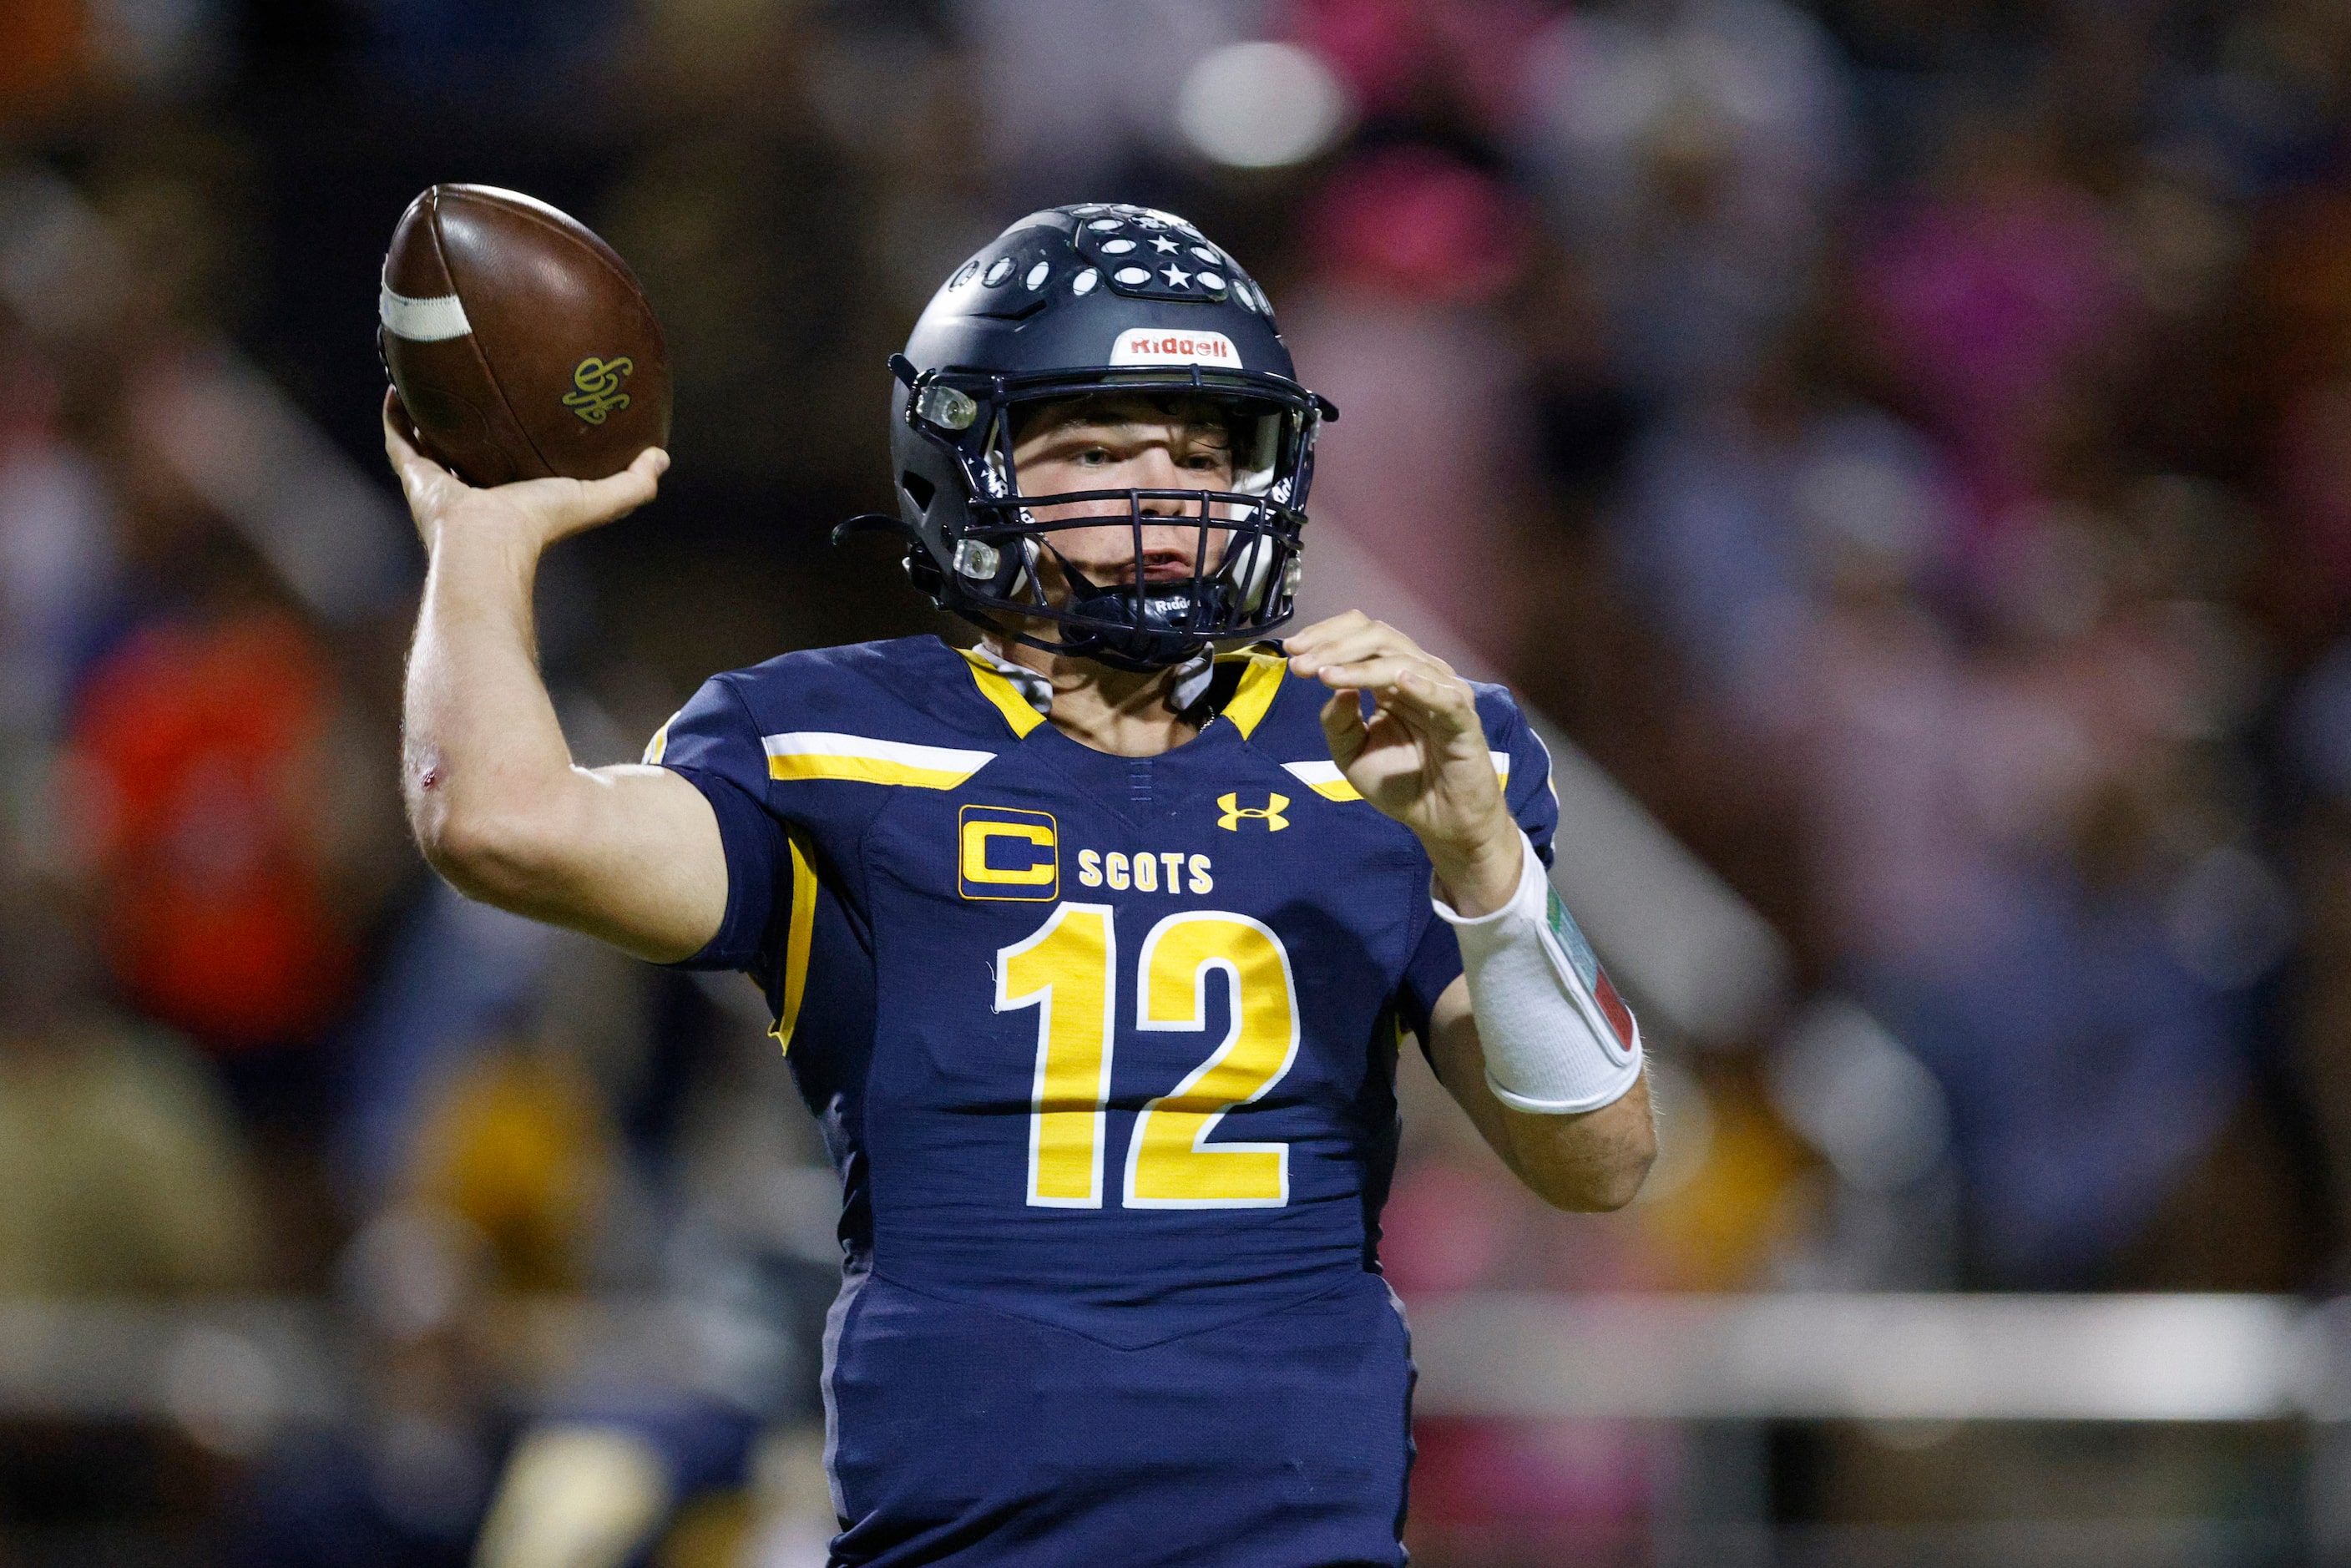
[1431,830,1644,1114]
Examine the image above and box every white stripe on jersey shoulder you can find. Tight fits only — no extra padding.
[1279,760,1356,801]
[1527,727,1559,807]
[761,731,1000,788]
[1281,751,1511,802]
[380,285,473,341]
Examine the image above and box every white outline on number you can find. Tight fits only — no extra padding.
[998,902,1117,1208]
[1124,910,1301,1210]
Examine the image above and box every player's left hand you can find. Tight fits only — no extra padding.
[1287,612,1524,916]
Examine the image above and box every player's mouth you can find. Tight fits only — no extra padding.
[1074,554,1198,588]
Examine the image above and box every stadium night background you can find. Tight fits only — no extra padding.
[1,0,2348,1561]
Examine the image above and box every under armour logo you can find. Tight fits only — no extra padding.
[1216,792,1290,832]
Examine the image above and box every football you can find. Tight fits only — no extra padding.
[379,184,670,488]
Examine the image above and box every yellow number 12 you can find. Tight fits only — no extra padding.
[995,903,1300,1210]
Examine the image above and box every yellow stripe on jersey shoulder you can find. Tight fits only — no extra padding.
[957,647,1048,738]
[1216,646,1288,739]
[1279,751,1514,803]
[772,829,818,1055]
[1279,760,1361,801]
[761,731,999,789]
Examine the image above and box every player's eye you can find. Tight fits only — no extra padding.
[1073,445,1114,467]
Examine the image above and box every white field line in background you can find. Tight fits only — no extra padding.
[1291,516,1792,1044]
[1409,1292,2324,1423]
[0,1294,2343,1424]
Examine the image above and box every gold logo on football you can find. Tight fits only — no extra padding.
[1216,792,1289,832]
[562,356,635,424]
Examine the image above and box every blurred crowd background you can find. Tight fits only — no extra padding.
[1,0,2348,1561]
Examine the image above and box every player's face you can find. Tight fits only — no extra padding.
[1010,395,1239,604]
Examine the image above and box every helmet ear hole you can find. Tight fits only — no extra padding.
[903,547,944,596]
[900,470,937,511]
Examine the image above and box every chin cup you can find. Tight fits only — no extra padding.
[1059,579,1231,671]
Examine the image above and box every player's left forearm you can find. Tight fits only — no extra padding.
[1495,1072,1656,1211]
[1423,978,1658,1211]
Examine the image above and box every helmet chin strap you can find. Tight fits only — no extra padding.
[968,635,1216,724]
[1040,535,1231,670]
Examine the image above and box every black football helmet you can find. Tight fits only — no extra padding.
[849,203,1336,670]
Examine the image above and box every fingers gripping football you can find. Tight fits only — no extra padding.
[384,390,667,556]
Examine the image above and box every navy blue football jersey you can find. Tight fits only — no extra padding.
[650,635,1558,1566]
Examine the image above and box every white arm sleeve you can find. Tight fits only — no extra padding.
[1430,829,1644,1114]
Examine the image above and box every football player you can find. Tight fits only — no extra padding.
[387,203,1654,1565]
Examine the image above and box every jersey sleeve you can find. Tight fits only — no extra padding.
[1395,686,1563,1040]
[645,673,789,973]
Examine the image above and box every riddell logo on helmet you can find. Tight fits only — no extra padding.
[1109,330,1242,368]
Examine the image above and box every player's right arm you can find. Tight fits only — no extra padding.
[387,397,725,963]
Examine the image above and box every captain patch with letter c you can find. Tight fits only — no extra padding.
[959,805,1059,901]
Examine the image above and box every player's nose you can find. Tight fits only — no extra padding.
[1128,448,1201,513]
